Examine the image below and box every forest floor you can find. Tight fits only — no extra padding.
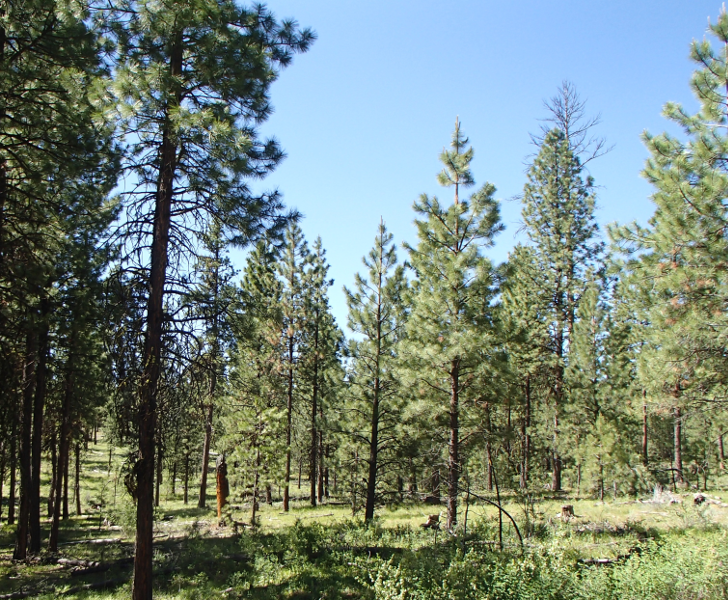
[1,439,727,599]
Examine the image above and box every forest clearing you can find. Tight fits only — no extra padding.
[5,1,728,599]
[1,438,727,600]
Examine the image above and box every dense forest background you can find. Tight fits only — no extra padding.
[2,1,728,598]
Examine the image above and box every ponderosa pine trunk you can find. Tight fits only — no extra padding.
[62,443,69,520]
[364,376,379,521]
[198,402,214,508]
[317,427,324,503]
[642,401,649,467]
[48,430,57,517]
[447,358,460,530]
[674,406,684,487]
[520,376,531,489]
[309,313,319,507]
[48,348,73,552]
[30,298,49,552]
[183,453,189,505]
[8,418,16,525]
[14,330,37,560]
[284,336,293,512]
[74,443,81,515]
[0,441,5,522]
[155,441,162,508]
[133,31,182,600]
[718,433,725,471]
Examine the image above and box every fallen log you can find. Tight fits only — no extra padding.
[70,557,134,577]
[59,537,123,546]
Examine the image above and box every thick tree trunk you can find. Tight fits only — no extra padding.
[198,402,214,508]
[447,358,460,530]
[132,31,182,600]
[74,443,81,515]
[674,406,684,487]
[49,355,73,552]
[29,299,49,552]
[14,331,37,560]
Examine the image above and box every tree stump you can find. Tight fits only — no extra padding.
[216,454,229,520]
[561,504,575,519]
[421,514,440,529]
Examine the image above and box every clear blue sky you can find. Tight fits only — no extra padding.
[238,0,723,332]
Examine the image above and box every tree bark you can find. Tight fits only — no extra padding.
[133,30,182,600]
[642,400,648,467]
[309,319,318,507]
[74,443,81,516]
[48,430,57,517]
[284,336,293,512]
[49,351,73,552]
[8,417,16,525]
[29,300,48,552]
[183,453,189,505]
[674,406,684,487]
[447,358,460,530]
[197,402,214,508]
[520,376,531,489]
[14,330,37,560]
[63,441,69,520]
[155,441,162,508]
[718,433,725,471]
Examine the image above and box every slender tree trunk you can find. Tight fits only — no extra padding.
[171,459,177,496]
[718,434,725,471]
[155,441,163,508]
[8,418,17,525]
[14,331,37,560]
[62,442,69,520]
[309,315,320,507]
[520,377,531,489]
[447,358,460,530]
[74,443,81,515]
[265,484,272,505]
[674,406,684,487]
[48,355,73,551]
[133,32,182,600]
[215,454,228,520]
[183,453,189,505]
[317,428,324,503]
[198,402,214,508]
[642,400,649,467]
[30,298,49,552]
[0,441,5,523]
[297,458,302,489]
[48,430,57,517]
[284,336,293,512]
[365,376,380,521]
[251,447,260,527]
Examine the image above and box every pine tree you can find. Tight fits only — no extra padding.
[110,3,313,595]
[521,127,602,491]
[404,119,502,529]
[611,8,728,488]
[344,219,407,521]
[277,223,310,511]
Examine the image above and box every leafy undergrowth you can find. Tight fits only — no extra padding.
[1,511,727,600]
[1,441,727,599]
